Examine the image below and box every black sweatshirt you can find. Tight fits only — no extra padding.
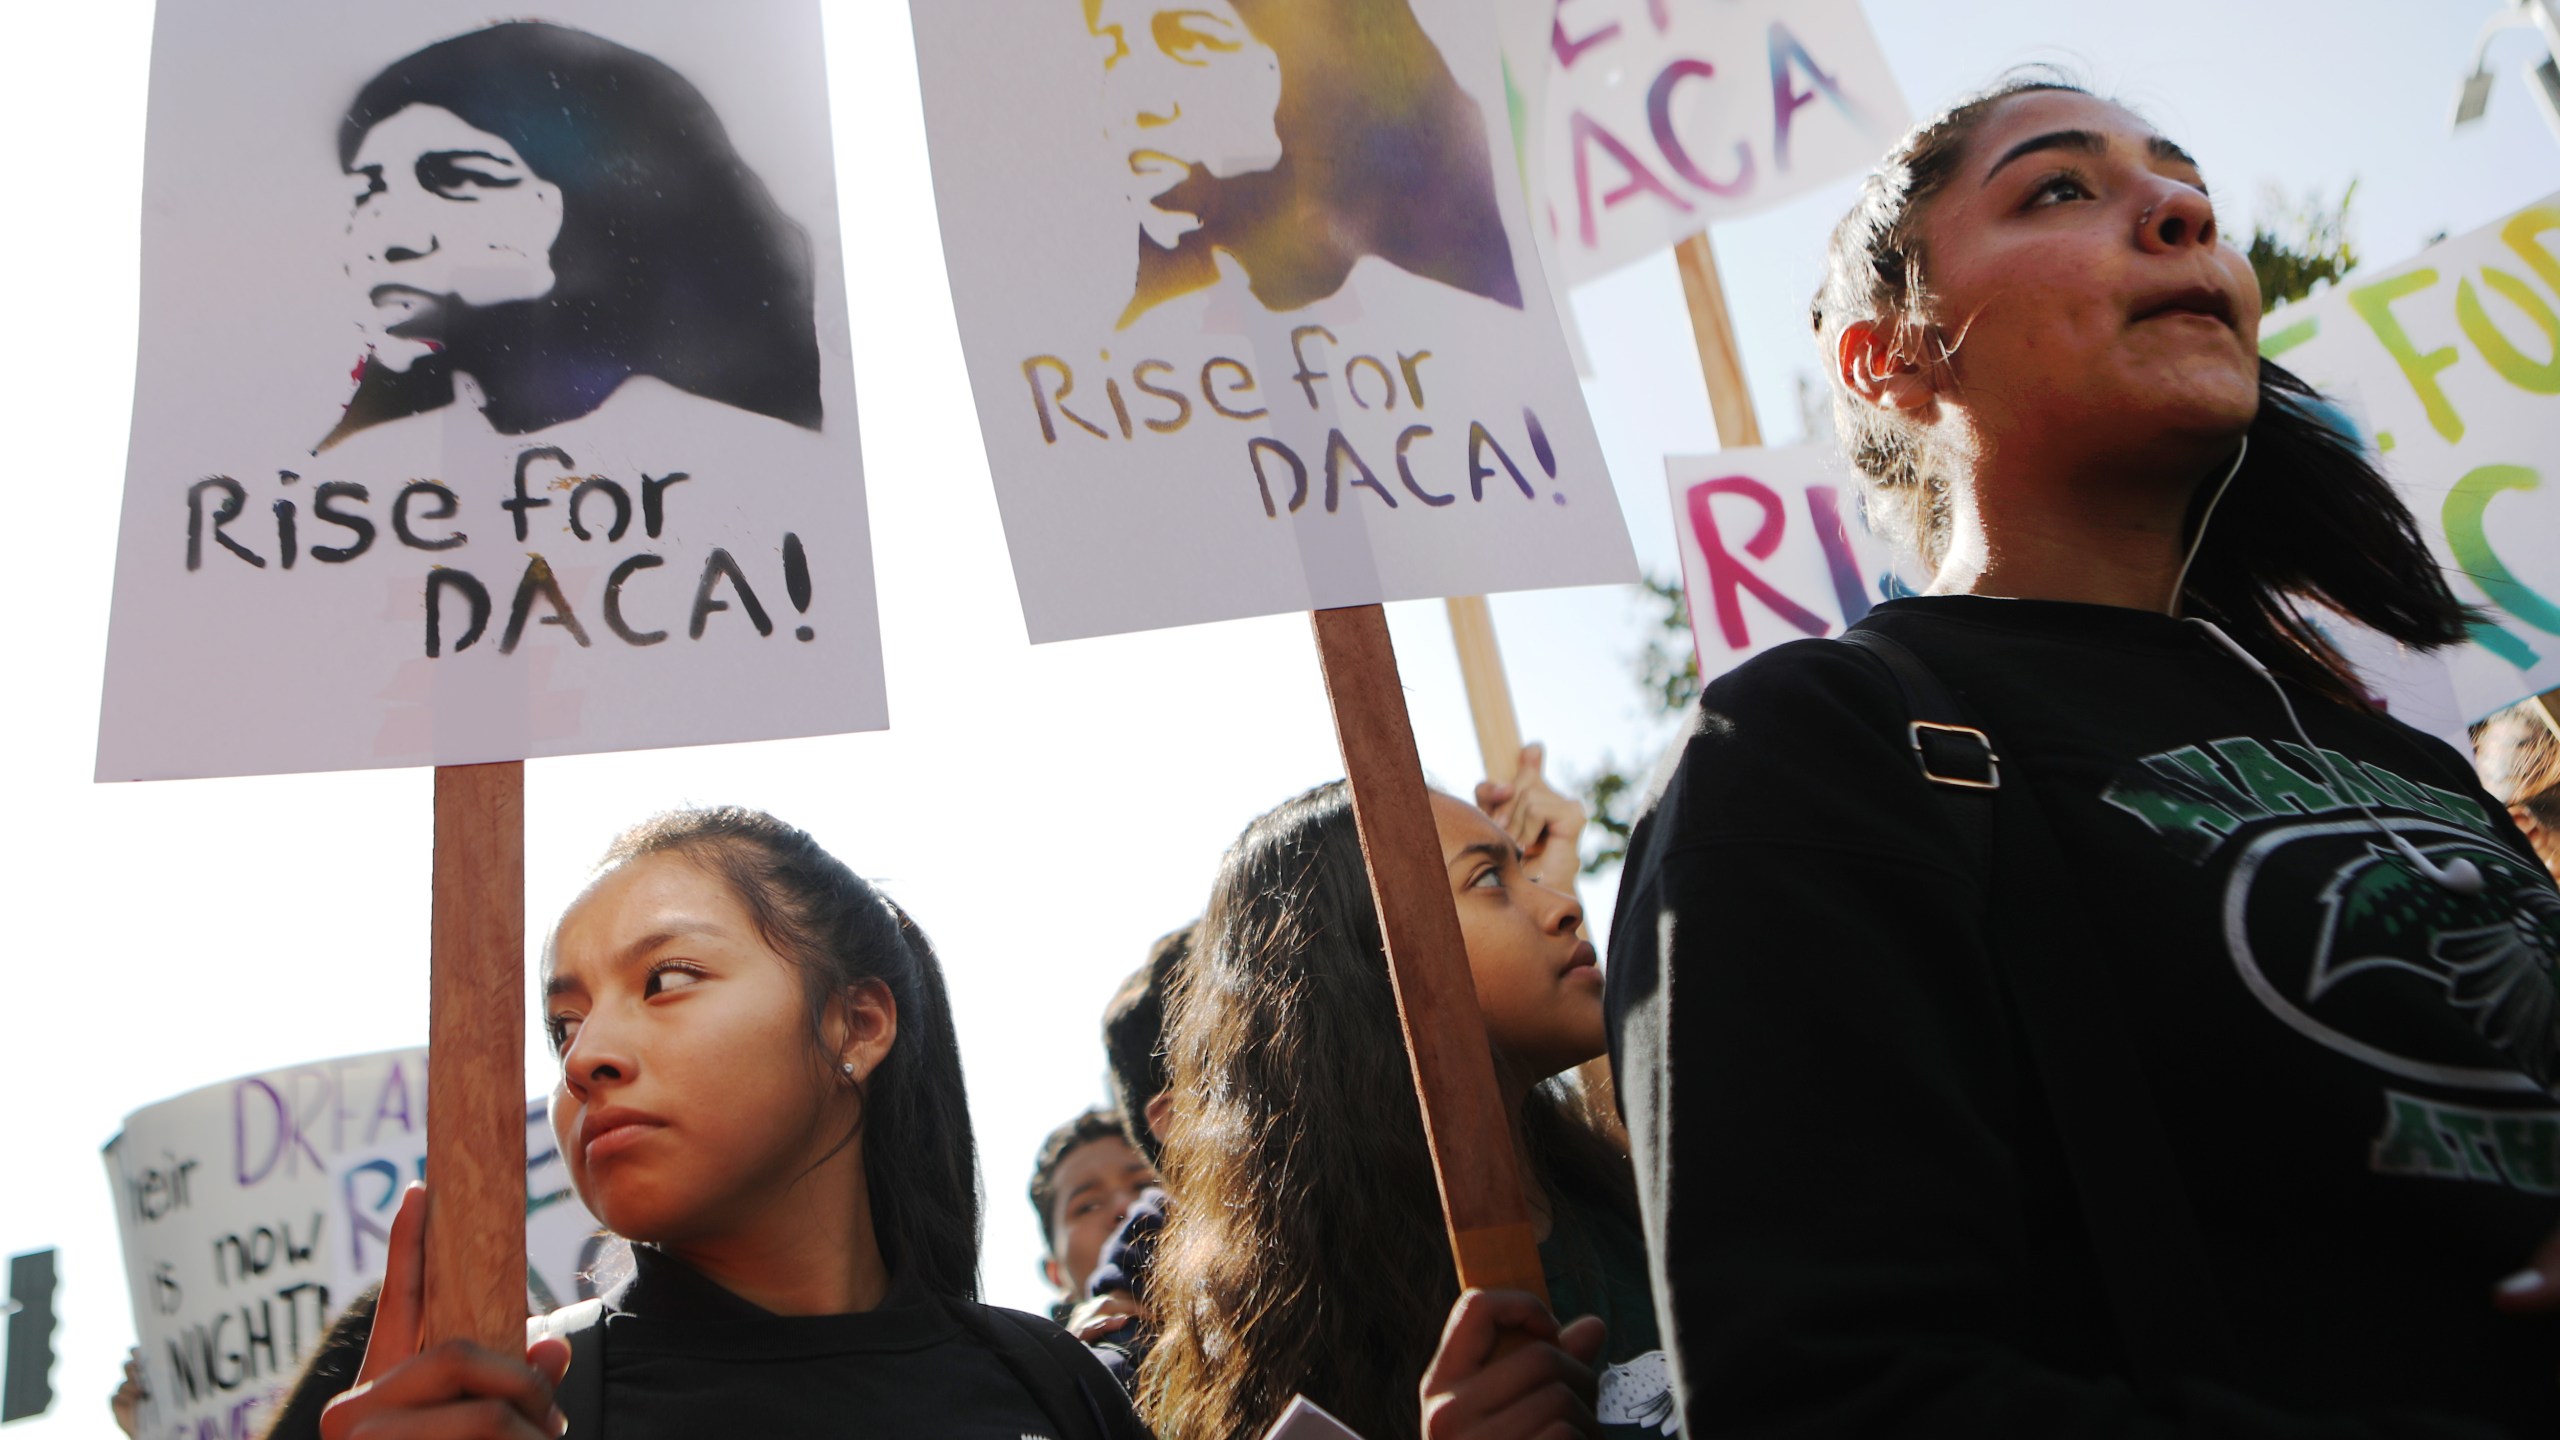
[1606,596,2560,1438]
[597,1247,1146,1439]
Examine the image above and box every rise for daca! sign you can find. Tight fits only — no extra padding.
[2264,194,2560,724]
[98,0,885,782]
[102,1050,605,1440]
[913,0,1637,643]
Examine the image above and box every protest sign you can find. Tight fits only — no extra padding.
[101,1049,603,1440]
[913,0,1638,643]
[1667,444,1908,686]
[1530,0,1907,285]
[97,0,884,782]
[2263,193,2560,724]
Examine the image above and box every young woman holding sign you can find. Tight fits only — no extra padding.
[320,808,1140,1440]
[1140,776,1676,1440]
[317,808,1587,1440]
[1608,77,2560,1433]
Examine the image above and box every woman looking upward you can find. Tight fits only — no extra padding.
[1608,77,2560,1434]
[1143,780,1671,1440]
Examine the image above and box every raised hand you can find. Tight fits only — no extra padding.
[320,1185,572,1439]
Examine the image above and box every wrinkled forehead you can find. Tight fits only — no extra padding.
[1955,89,2185,185]
[543,850,728,980]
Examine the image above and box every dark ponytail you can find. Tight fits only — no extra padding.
[2176,362,2473,702]
[597,808,983,1300]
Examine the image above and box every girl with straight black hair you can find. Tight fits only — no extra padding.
[1607,73,2560,1435]
[316,807,1147,1440]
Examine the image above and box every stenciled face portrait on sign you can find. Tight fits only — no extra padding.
[1083,0,1522,328]
[915,0,1632,644]
[99,1,882,784]
[325,22,823,449]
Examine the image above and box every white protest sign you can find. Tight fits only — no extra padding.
[914,0,1637,643]
[1532,0,1908,285]
[1667,445,1907,685]
[102,1049,603,1440]
[2262,194,2560,725]
[97,1,884,782]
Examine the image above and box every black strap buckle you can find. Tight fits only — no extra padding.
[1910,720,2000,790]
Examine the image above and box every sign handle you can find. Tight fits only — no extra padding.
[1311,605,1548,1300]
[1674,231,1766,449]
[2532,689,2560,741]
[1444,596,1525,785]
[425,762,528,1348]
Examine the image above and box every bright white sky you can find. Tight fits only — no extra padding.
[4,1,2557,1432]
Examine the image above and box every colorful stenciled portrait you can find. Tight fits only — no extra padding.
[1083,0,1522,328]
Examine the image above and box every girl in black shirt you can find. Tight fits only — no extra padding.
[1608,74,2560,1436]
[319,807,1144,1440]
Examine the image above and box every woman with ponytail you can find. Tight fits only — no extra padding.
[1608,75,2560,1435]
[316,808,1147,1440]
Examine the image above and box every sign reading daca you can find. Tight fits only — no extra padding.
[912,0,1637,643]
[98,0,885,782]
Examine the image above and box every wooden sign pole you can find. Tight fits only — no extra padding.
[1312,605,1549,1301]
[2533,688,2560,741]
[1444,596,1525,785]
[1674,231,1766,449]
[1373,229,1757,1293]
[1444,230,1760,793]
[424,762,528,1349]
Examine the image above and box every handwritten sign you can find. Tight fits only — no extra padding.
[1530,0,1907,284]
[913,0,1636,643]
[101,1049,602,1440]
[2264,193,2560,724]
[96,1,884,782]
[1667,445,1908,685]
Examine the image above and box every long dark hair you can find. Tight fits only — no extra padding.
[325,22,821,445]
[1138,782,1632,1440]
[1809,72,2471,703]
[594,808,981,1301]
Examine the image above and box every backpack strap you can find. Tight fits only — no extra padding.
[942,1298,1150,1440]
[1838,626,2237,1386]
[527,1298,607,1437]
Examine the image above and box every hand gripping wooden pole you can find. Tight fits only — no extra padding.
[1444,596,1524,785]
[1311,605,1548,1300]
[425,762,528,1348]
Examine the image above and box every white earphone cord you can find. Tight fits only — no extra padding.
[2175,437,2483,895]
[2167,435,2248,619]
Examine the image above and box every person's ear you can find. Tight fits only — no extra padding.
[1042,1254,1069,1296]
[1837,319,1941,422]
[829,979,899,1086]
[1143,1090,1176,1150]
